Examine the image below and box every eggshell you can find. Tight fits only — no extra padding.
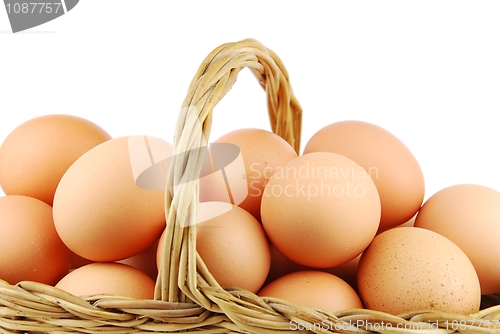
[157,202,271,293]
[414,184,500,294]
[0,114,111,205]
[258,270,363,314]
[200,128,298,222]
[55,262,155,299]
[303,120,425,232]
[0,195,72,285]
[261,152,381,268]
[357,226,481,315]
[53,136,171,262]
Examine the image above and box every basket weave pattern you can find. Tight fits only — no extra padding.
[1,38,500,333]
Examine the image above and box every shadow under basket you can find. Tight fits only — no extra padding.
[1,38,500,334]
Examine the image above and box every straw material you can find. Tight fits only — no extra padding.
[1,38,500,333]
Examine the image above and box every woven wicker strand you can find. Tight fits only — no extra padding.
[1,38,500,334]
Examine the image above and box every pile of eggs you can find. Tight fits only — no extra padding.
[1,113,500,317]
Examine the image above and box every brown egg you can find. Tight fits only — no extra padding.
[0,195,72,285]
[261,152,381,268]
[0,114,111,205]
[55,262,155,299]
[157,202,271,293]
[304,120,425,232]
[53,136,171,262]
[357,227,481,315]
[415,184,500,294]
[200,128,298,222]
[258,270,363,314]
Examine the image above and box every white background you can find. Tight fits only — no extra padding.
[1,1,499,201]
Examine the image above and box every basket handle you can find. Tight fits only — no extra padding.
[155,38,302,308]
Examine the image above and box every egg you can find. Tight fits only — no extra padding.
[55,262,156,299]
[53,136,171,262]
[157,202,271,293]
[357,226,481,315]
[0,195,72,285]
[261,152,381,268]
[0,114,111,205]
[414,184,500,294]
[258,270,363,314]
[303,120,425,232]
[200,128,298,222]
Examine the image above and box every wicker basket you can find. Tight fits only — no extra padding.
[1,38,500,334]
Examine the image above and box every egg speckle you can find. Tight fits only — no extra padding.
[357,226,480,315]
[415,184,500,294]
